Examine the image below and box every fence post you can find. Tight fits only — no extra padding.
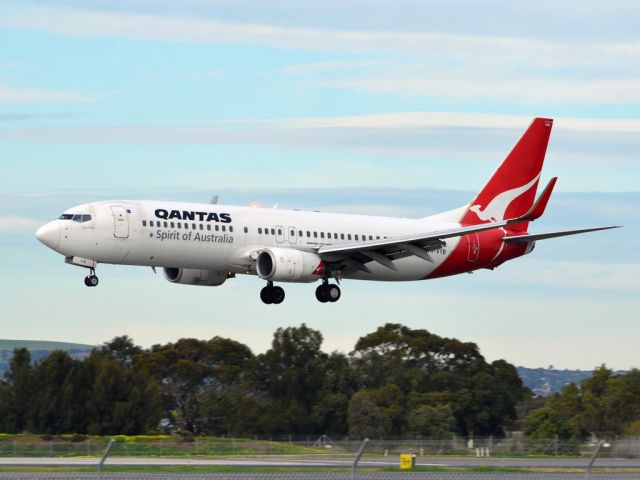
[586,440,605,479]
[554,434,559,456]
[351,438,369,480]
[97,438,116,474]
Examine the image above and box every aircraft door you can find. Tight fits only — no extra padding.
[111,206,129,238]
[466,233,479,262]
[275,225,284,243]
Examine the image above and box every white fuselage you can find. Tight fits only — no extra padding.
[40,200,461,282]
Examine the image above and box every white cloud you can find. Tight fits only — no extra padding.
[0,216,41,234]
[486,259,639,292]
[1,6,638,66]
[0,83,92,103]
[3,6,640,104]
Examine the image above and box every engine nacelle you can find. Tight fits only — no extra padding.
[163,267,227,286]
[256,248,324,283]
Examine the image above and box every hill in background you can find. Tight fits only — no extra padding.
[516,366,627,396]
[0,339,94,377]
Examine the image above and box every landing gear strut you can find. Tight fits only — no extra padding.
[260,282,285,304]
[84,268,99,287]
[315,280,341,303]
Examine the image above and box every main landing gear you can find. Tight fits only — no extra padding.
[315,281,341,303]
[259,280,342,304]
[83,268,99,287]
[260,282,285,305]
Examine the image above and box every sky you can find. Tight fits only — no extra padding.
[0,0,638,370]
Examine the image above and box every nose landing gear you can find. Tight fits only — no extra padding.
[84,268,99,287]
[260,282,285,304]
[315,281,341,303]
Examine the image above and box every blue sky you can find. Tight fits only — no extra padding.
[0,0,638,369]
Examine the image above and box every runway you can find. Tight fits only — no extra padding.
[1,455,639,469]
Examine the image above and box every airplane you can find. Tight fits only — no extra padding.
[36,118,618,304]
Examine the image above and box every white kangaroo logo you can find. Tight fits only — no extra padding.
[469,173,540,222]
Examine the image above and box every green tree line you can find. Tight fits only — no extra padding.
[0,322,544,437]
[524,365,640,439]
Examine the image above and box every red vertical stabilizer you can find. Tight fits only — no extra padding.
[459,118,553,233]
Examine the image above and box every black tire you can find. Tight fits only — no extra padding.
[89,275,99,287]
[315,284,329,303]
[84,276,92,287]
[260,286,273,304]
[327,284,341,302]
[271,286,285,304]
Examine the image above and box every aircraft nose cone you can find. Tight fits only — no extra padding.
[36,221,61,250]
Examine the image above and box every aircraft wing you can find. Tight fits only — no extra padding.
[317,178,558,273]
[502,226,620,243]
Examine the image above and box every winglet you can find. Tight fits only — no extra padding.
[508,177,557,224]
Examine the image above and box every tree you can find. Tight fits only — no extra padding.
[408,404,455,438]
[255,324,329,433]
[5,348,34,432]
[347,390,392,439]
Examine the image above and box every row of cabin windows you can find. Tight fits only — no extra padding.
[142,219,233,233]
[257,227,384,242]
[143,219,384,242]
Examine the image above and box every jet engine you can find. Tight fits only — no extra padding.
[163,267,228,286]
[256,248,323,283]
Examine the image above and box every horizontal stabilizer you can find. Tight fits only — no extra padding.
[503,226,620,243]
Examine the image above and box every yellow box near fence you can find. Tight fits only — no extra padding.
[400,453,414,469]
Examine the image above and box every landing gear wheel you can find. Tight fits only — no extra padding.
[271,286,285,304]
[326,284,341,302]
[316,283,341,303]
[315,284,329,303]
[84,275,99,287]
[260,286,273,304]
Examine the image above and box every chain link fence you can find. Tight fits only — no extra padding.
[0,437,639,458]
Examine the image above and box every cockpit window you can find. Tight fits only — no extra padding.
[59,213,92,222]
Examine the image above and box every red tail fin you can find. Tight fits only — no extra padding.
[460,118,553,232]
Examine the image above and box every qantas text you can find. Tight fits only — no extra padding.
[155,209,231,223]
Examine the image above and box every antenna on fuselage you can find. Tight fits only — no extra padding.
[210,195,219,205]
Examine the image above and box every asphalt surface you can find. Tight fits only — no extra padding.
[0,473,640,480]
[0,455,639,469]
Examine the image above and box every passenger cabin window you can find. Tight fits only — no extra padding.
[299,230,303,237]
[215,225,220,231]
[199,224,204,230]
[184,223,189,229]
[307,231,311,237]
[177,222,182,228]
[271,228,275,235]
[355,235,359,240]
[164,221,168,228]
[207,224,211,231]
[313,232,318,238]
[222,225,226,232]
[334,233,338,239]
[277,229,282,235]
[258,228,262,234]
[290,229,295,236]
[244,227,248,234]
[341,233,345,240]
[150,220,154,227]
[348,234,352,240]
[320,232,325,238]
[170,222,175,228]
[142,220,147,227]
[192,223,196,229]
